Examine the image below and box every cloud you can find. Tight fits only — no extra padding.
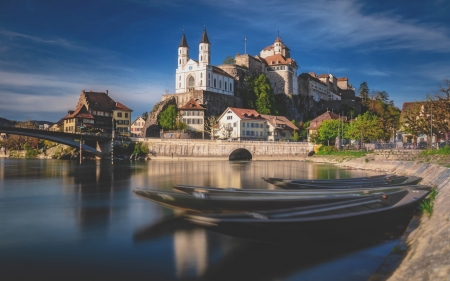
[200,0,450,53]
[362,69,389,77]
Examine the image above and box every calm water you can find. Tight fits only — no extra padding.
[0,159,400,281]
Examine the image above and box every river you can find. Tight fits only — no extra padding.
[0,158,401,281]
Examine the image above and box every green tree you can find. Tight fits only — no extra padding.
[253,74,278,114]
[141,111,149,121]
[358,82,369,102]
[346,112,383,144]
[158,105,178,130]
[313,119,348,145]
[223,55,235,64]
[290,130,300,142]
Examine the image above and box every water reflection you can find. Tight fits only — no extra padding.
[0,159,395,281]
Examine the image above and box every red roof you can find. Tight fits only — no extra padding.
[179,99,206,110]
[307,111,347,130]
[115,102,132,111]
[64,105,94,119]
[264,54,296,66]
[261,114,299,131]
[227,107,263,120]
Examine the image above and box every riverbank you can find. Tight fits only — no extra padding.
[309,155,450,281]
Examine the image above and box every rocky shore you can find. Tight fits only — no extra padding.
[308,155,450,281]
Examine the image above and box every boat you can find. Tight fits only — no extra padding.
[262,174,397,185]
[173,183,430,197]
[132,187,417,213]
[263,176,422,189]
[184,189,430,243]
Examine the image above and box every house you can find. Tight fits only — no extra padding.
[63,90,132,136]
[261,114,299,141]
[179,99,206,132]
[217,107,267,140]
[307,111,347,141]
[130,116,146,137]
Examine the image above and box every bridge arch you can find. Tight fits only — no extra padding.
[229,148,252,161]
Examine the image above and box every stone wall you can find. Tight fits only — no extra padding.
[136,139,313,158]
[308,154,450,281]
[266,71,292,95]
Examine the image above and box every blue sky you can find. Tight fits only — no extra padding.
[1,0,450,122]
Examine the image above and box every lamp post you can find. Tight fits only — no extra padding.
[202,101,207,140]
[111,117,115,165]
[79,124,84,165]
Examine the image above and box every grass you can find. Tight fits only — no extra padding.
[316,149,369,157]
[420,188,438,218]
[419,146,450,156]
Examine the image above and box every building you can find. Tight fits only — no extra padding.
[175,29,235,96]
[307,110,347,141]
[217,107,267,140]
[298,72,355,101]
[130,116,146,137]
[63,90,132,136]
[179,99,206,132]
[261,114,299,141]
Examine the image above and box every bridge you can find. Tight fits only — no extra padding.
[0,126,314,160]
[0,126,111,158]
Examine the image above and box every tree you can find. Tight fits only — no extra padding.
[204,116,221,140]
[141,111,149,121]
[223,55,235,64]
[358,82,369,102]
[158,105,178,130]
[312,119,348,145]
[253,74,278,115]
[346,112,383,144]
[290,130,300,142]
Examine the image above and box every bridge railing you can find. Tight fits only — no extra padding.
[132,137,311,145]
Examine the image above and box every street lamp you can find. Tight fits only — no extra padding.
[79,124,84,165]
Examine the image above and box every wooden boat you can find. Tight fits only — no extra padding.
[263,176,422,189]
[262,174,397,185]
[132,186,422,213]
[173,184,431,197]
[184,189,430,243]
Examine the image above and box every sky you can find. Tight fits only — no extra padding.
[1,0,450,122]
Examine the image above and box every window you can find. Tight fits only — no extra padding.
[124,120,129,125]
[227,116,232,120]
[260,124,263,128]
[214,79,216,88]
[117,112,122,118]
[117,120,123,125]
[225,82,227,90]
[230,83,233,92]
[125,113,128,118]
[188,76,195,87]
[251,131,254,136]
[187,119,191,124]
[219,80,222,89]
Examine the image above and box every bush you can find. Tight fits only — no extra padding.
[25,149,39,158]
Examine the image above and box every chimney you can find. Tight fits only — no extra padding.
[106,90,108,95]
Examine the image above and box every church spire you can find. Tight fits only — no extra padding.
[179,33,189,48]
[200,28,210,44]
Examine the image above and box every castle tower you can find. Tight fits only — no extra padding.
[178,33,189,67]
[274,34,282,55]
[199,29,210,66]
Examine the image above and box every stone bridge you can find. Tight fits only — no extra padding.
[0,126,112,158]
[134,138,314,160]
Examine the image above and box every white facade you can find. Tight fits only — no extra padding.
[131,116,145,137]
[217,107,268,140]
[175,30,234,95]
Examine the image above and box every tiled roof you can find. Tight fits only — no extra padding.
[83,91,116,111]
[307,111,347,130]
[337,77,348,81]
[261,114,299,131]
[264,54,296,66]
[179,99,206,110]
[317,74,329,78]
[115,102,132,111]
[64,105,94,119]
[228,107,263,120]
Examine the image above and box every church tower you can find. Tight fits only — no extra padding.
[178,33,189,67]
[274,34,282,55]
[199,29,210,66]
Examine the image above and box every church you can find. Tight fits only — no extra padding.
[161,28,300,117]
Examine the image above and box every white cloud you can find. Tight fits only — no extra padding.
[200,0,450,53]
